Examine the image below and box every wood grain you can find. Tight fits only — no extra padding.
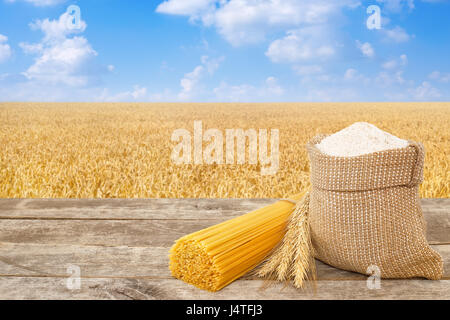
[0,198,447,220]
[0,198,448,300]
[0,244,448,279]
[0,214,448,247]
[0,198,276,220]
[0,277,448,300]
[0,199,448,246]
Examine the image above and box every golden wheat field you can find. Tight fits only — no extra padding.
[0,102,449,198]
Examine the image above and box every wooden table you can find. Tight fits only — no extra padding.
[0,198,448,300]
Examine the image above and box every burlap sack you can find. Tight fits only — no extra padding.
[306,135,443,280]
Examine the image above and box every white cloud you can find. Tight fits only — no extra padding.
[382,54,408,69]
[265,76,285,95]
[375,71,406,86]
[304,87,359,102]
[0,34,12,63]
[213,76,284,101]
[101,85,148,102]
[383,26,411,42]
[382,59,397,69]
[376,0,415,13]
[299,72,335,85]
[201,54,222,74]
[0,9,115,101]
[157,0,358,46]
[179,55,224,100]
[95,86,175,102]
[214,82,254,101]
[400,54,408,65]
[5,0,66,6]
[179,65,205,99]
[342,68,371,85]
[428,71,450,83]
[22,37,97,86]
[315,74,333,82]
[19,42,43,54]
[156,0,216,17]
[356,41,374,58]
[297,66,445,101]
[212,0,343,46]
[130,86,148,99]
[157,0,361,73]
[409,81,441,100]
[0,80,99,101]
[294,65,323,75]
[20,12,103,87]
[344,68,358,80]
[266,26,335,63]
[29,11,87,41]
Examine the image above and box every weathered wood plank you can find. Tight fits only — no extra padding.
[0,212,448,247]
[0,244,164,278]
[0,243,448,279]
[0,198,276,220]
[0,199,447,299]
[0,277,448,300]
[0,220,210,247]
[0,198,447,220]
[423,210,450,244]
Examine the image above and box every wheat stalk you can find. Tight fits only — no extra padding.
[257,192,316,288]
[0,102,448,198]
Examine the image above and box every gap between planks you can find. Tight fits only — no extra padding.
[0,198,448,299]
[0,278,449,300]
[0,198,447,220]
[0,218,447,246]
[0,244,448,279]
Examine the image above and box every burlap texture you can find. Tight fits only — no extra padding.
[306,134,443,280]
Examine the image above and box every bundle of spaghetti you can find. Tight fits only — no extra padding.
[169,192,305,292]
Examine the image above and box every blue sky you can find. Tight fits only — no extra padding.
[0,0,449,102]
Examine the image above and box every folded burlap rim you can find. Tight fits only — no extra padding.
[306,134,425,192]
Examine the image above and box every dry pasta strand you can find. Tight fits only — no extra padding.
[169,193,304,292]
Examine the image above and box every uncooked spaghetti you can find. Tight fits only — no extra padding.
[169,192,305,291]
